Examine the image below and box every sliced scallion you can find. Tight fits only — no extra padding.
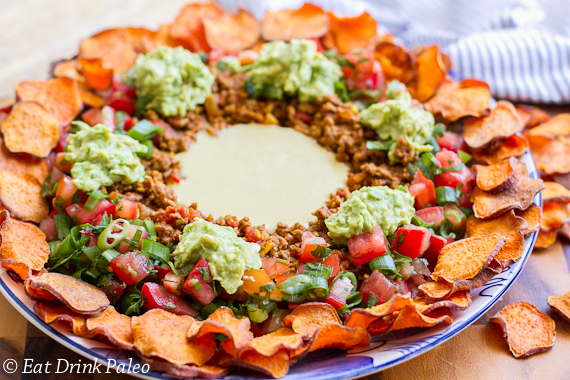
[141,239,170,264]
[98,219,130,250]
[84,190,108,212]
[127,120,163,141]
[435,186,459,206]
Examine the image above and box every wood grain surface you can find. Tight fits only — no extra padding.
[1,1,569,380]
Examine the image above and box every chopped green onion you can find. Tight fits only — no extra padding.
[101,248,120,263]
[131,219,144,226]
[412,215,435,229]
[345,291,362,308]
[127,120,163,141]
[98,219,130,250]
[53,213,72,240]
[393,252,412,266]
[200,299,224,319]
[84,190,108,212]
[144,220,157,240]
[281,293,306,303]
[458,150,472,164]
[333,271,357,289]
[115,111,126,133]
[138,140,154,157]
[366,140,392,151]
[429,136,441,153]
[48,241,61,254]
[247,307,269,323]
[304,262,332,279]
[141,239,170,264]
[306,276,329,301]
[82,246,102,261]
[435,186,459,206]
[131,229,142,247]
[278,274,313,295]
[369,252,397,275]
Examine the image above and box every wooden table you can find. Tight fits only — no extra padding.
[1,1,569,379]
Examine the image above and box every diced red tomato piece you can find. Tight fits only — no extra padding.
[322,254,340,282]
[39,217,57,241]
[275,272,295,287]
[54,176,77,208]
[262,258,291,278]
[347,225,388,266]
[422,234,449,265]
[435,131,468,153]
[117,225,149,253]
[153,265,171,281]
[410,170,436,209]
[360,270,395,304]
[392,278,410,296]
[443,204,467,232]
[183,258,216,305]
[394,225,431,259]
[299,231,328,264]
[415,206,445,228]
[163,271,186,296]
[141,282,199,317]
[114,199,139,219]
[54,153,72,172]
[109,252,151,285]
[434,150,471,191]
[342,49,385,92]
[244,227,262,242]
[100,277,126,303]
[81,107,102,126]
[309,37,324,52]
[66,199,115,224]
[324,278,353,310]
[109,87,137,116]
[55,132,69,153]
[295,112,313,124]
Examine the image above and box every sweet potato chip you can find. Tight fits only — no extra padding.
[542,181,570,203]
[0,169,48,223]
[79,29,139,74]
[411,45,449,102]
[24,270,57,301]
[475,157,517,193]
[187,306,251,357]
[471,166,545,219]
[307,324,369,352]
[345,293,411,330]
[234,348,291,379]
[491,302,555,358]
[527,134,570,175]
[424,79,491,121]
[375,42,413,84]
[1,102,61,158]
[283,302,341,337]
[139,356,229,379]
[415,290,472,314]
[169,2,223,52]
[391,303,453,331]
[141,24,177,53]
[15,78,82,126]
[419,268,497,301]
[516,104,548,128]
[547,291,570,323]
[535,229,557,249]
[203,9,260,52]
[240,328,304,357]
[53,59,82,82]
[28,272,109,315]
[262,4,329,41]
[78,58,113,91]
[86,306,133,350]
[541,202,569,231]
[77,82,105,108]
[0,211,49,280]
[325,12,377,54]
[34,302,93,337]
[471,135,528,165]
[132,308,215,366]
[527,113,570,137]
[432,234,505,283]
[0,136,48,184]
[514,204,542,236]
[463,101,524,149]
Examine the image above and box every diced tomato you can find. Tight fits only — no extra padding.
[163,271,185,296]
[66,199,115,224]
[262,258,291,278]
[309,37,324,52]
[295,112,313,124]
[54,152,72,172]
[342,49,385,92]
[244,227,262,242]
[410,170,436,209]
[54,176,77,208]
[109,82,137,116]
[422,234,449,265]
[208,48,236,63]
[275,272,295,287]
[360,270,395,304]
[109,252,151,285]
[299,231,328,264]
[183,259,217,305]
[392,278,410,296]
[435,131,468,153]
[443,204,467,232]
[238,49,259,65]
[100,106,116,131]
[141,282,199,317]
[322,254,340,282]
[39,217,57,241]
[114,199,139,219]
[394,225,431,259]
[261,309,289,335]
[347,225,388,266]
[250,323,264,337]
[153,265,171,281]
[81,107,102,126]
[101,277,126,303]
[434,150,469,189]
[55,132,69,153]
[242,268,281,301]
[435,149,462,167]
[415,207,445,228]
[324,278,353,310]
[117,225,149,253]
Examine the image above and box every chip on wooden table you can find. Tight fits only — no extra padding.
[463,100,524,149]
[542,181,570,203]
[424,79,491,121]
[0,169,48,223]
[527,134,570,175]
[526,113,570,137]
[547,291,570,323]
[261,4,330,41]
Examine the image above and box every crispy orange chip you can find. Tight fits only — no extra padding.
[424,79,490,121]
[308,324,369,352]
[391,302,453,331]
[514,204,542,236]
[169,3,223,52]
[240,328,304,358]
[463,101,523,149]
[262,4,329,41]
[53,59,82,82]
[77,82,105,108]
[527,134,570,175]
[542,201,569,231]
[547,291,570,323]
[86,306,134,350]
[535,229,557,249]
[542,181,570,203]
[283,302,341,337]
[140,356,229,379]
[1,102,61,158]
[79,29,140,74]
[24,270,57,301]
[28,272,109,315]
[0,136,49,184]
[187,306,252,357]
[414,290,472,314]
[527,113,570,137]
[141,25,177,53]
[491,302,555,358]
[419,269,497,301]
[466,211,527,269]
[78,58,113,91]
[203,9,260,52]
[15,78,82,126]
[516,104,549,128]
[411,45,449,102]
[375,42,413,83]
[34,302,93,337]
[345,293,411,331]
[0,211,49,280]
[431,234,505,283]
[325,12,377,54]
[472,135,528,165]
[132,308,215,366]
[235,348,292,379]
[0,169,48,223]
[475,157,517,193]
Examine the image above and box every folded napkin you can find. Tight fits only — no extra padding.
[216,0,570,104]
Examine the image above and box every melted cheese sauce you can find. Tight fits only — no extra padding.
[173,124,349,232]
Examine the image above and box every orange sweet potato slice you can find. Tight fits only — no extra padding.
[419,268,498,301]
[307,324,369,352]
[262,4,329,41]
[53,59,82,82]
[514,204,542,236]
[78,58,113,91]
[547,291,570,323]
[0,169,48,223]
[491,302,555,358]
[526,113,570,137]
[86,306,134,350]
[283,302,341,337]
[203,9,260,52]
[516,104,549,128]
[375,42,413,84]
[526,134,570,175]
[542,181,570,203]
[169,2,224,52]
[132,308,215,366]
[141,24,177,53]
[0,136,48,184]
[535,229,557,249]
[15,78,82,126]
[475,157,517,193]
[1,102,61,158]
[414,290,472,314]
[345,293,411,330]
[463,100,524,149]
[0,210,49,281]
[424,79,491,121]
[471,135,528,165]
[79,29,139,74]
[34,302,94,337]
[27,272,109,315]
[234,348,292,379]
[24,270,57,301]
[325,12,377,54]
[139,356,229,379]
[411,45,449,102]
[541,202,569,231]
[391,303,453,331]
[239,328,305,358]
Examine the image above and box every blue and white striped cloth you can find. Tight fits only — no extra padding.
[217,0,570,104]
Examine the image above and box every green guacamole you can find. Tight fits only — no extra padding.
[66,122,147,192]
[245,39,342,103]
[360,81,435,164]
[129,46,215,117]
[173,219,262,294]
[325,186,415,245]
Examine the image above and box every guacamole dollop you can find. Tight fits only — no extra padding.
[66,122,147,192]
[129,46,215,117]
[245,39,342,103]
[360,81,435,164]
[173,219,262,294]
[324,186,415,245]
